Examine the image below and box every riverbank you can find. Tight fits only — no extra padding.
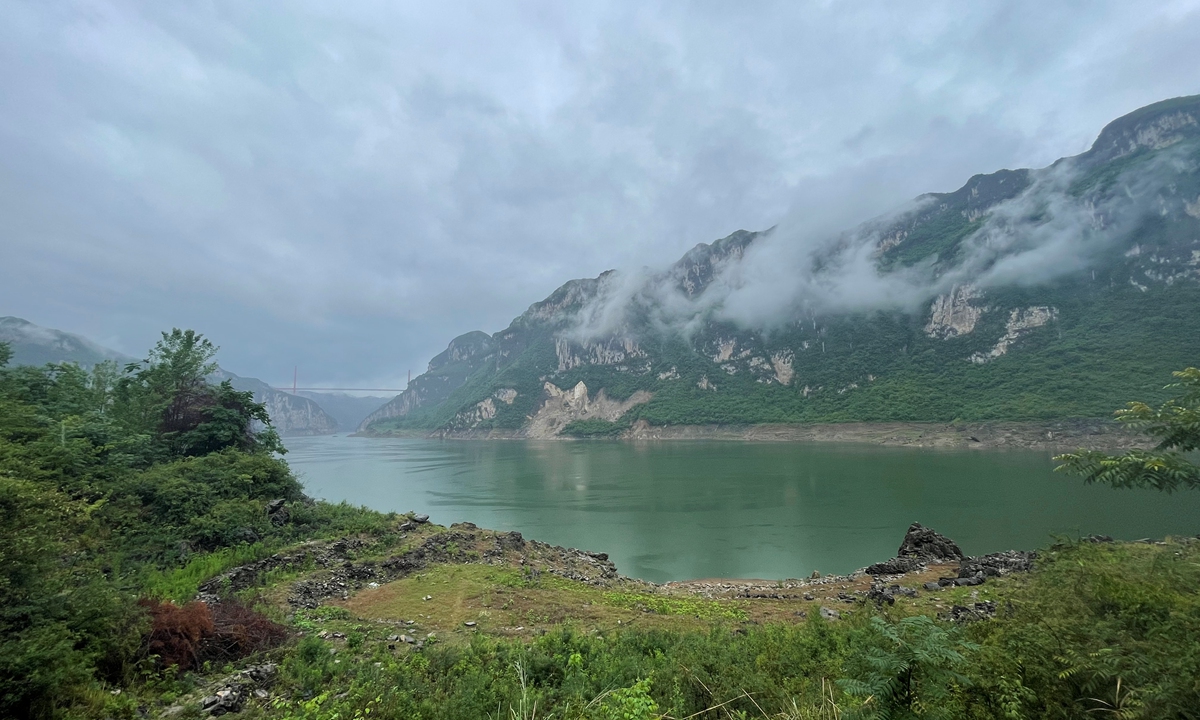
[159,513,1200,719]
[357,417,1146,450]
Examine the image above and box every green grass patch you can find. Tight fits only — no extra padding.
[560,418,629,438]
[139,541,283,603]
[602,591,749,620]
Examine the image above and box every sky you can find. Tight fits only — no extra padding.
[2,1,1198,389]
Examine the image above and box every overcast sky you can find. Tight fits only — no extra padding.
[2,1,1198,388]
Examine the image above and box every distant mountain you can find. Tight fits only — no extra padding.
[1,316,338,437]
[0,316,134,367]
[210,370,338,437]
[295,391,388,432]
[361,95,1200,437]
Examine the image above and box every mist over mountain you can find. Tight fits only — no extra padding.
[361,95,1200,437]
[0,316,134,368]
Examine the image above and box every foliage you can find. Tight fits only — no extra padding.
[838,616,975,719]
[0,330,383,717]
[115,329,284,459]
[0,476,143,719]
[1056,367,1200,491]
[962,539,1200,718]
[140,542,283,603]
[561,418,629,438]
[602,592,748,621]
[201,599,290,664]
[140,599,215,671]
[591,676,658,720]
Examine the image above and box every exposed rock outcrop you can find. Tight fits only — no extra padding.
[897,522,965,560]
[555,336,646,371]
[970,307,1058,364]
[924,285,985,338]
[866,523,963,575]
[525,381,651,438]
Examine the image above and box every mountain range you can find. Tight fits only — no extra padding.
[359,94,1200,438]
[0,316,384,436]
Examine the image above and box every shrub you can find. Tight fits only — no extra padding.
[201,599,290,662]
[140,599,215,671]
[140,598,287,671]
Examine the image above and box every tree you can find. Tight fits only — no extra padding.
[115,330,282,458]
[1055,367,1200,492]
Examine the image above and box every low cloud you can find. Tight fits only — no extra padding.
[568,139,1196,339]
[2,2,1199,383]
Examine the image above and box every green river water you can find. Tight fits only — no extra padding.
[284,435,1200,583]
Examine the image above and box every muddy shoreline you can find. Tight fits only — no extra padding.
[357,417,1146,451]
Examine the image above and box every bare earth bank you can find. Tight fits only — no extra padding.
[359,418,1147,451]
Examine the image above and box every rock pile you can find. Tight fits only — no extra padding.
[198,663,277,716]
[864,523,1035,589]
[865,522,963,575]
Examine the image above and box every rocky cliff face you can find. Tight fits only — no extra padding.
[257,390,339,436]
[357,331,496,431]
[214,371,339,436]
[364,95,1200,435]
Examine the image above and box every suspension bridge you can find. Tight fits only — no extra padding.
[269,368,409,394]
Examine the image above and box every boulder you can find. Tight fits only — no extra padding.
[897,522,964,561]
[202,686,245,716]
[947,601,997,623]
[865,556,925,576]
[958,550,1035,578]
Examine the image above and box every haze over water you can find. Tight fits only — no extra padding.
[286,436,1200,583]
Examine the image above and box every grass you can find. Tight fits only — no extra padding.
[140,541,284,603]
[340,565,730,639]
[601,592,748,620]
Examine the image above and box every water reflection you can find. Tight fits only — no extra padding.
[285,435,1200,582]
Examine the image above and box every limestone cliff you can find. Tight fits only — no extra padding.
[363,95,1200,434]
[215,371,339,436]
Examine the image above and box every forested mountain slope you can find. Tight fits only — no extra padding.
[362,95,1200,436]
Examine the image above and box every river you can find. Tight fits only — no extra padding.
[284,434,1200,583]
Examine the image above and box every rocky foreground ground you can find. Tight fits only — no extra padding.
[172,510,1193,717]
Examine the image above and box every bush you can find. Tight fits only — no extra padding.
[0,477,142,720]
[140,599,215,671]
[202,600,290,663]
[140,599,288,671]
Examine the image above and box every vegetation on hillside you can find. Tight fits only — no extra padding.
[3,331,1199,719]
[364,100,1200,436]
[373,279,1200,433]
[0,334,391,719]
